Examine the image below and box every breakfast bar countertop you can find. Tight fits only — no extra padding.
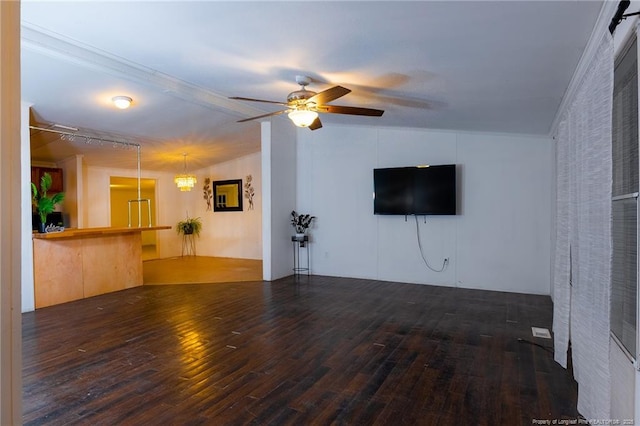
[32,225,172,240]
[32,225,172,308]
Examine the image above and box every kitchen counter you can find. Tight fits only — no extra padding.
[32,226,171,308]
[32,225,171,239]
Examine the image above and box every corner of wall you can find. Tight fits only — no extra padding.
[21,101,35,313]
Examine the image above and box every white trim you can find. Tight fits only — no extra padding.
[612,193,639,201]
[261,121,272,281]
[21,102,34,313]
[611,331,637,367]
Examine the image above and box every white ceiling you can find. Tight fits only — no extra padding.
[21,1,604,173]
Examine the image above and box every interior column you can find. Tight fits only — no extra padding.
[0,0,23,423]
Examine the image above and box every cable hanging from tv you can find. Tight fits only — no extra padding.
[414,215,449,273]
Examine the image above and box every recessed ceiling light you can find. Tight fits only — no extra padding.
[112,96,132,109]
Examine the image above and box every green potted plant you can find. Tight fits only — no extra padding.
[291,210,315,236]
[176,216,202,237]
[31,172,65,233]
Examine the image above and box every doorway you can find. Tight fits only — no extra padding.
[109,177,158,260]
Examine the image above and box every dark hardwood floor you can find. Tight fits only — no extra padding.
[22,276,580,425]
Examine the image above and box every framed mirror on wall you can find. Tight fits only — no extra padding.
[213,179,243,212]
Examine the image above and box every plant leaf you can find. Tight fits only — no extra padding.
[40,172,52,195]
[30,183,39,203]
[37,197,54,215]
[51,192,65,205]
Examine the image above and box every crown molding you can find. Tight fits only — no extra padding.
[549,1,619,137]
[21,22,265,119]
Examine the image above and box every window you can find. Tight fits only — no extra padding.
[611,35,638,359]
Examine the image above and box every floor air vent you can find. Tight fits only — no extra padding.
[531,327,551,339]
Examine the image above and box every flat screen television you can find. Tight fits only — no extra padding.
[373,164,457,215]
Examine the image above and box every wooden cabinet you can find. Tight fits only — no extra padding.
[31,167,63,193]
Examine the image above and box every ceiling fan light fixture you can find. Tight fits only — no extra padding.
[112,95,132,109]
[231,77,383,129]
[288,109,318,127]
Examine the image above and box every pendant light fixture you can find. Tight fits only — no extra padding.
[174,153,197,191]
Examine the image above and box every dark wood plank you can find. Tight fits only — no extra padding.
[23,276,579,425]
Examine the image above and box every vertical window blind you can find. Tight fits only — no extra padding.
[553,33,614,419]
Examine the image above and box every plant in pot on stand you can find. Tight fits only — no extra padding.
[176,215,202,256]
[31,172,65,233]
[291,210,315,247]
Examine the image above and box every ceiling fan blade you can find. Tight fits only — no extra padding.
[309,117,323,131]
[318,105,384,117]
[237,110,288,123]
[229,96,288,106]
[307,86,351,105]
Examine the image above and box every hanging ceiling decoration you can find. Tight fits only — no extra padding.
[174,153,197,191]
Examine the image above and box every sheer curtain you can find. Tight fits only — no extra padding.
[553,32,613,419]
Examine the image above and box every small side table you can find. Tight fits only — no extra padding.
[291,235,310,276]
[182,233,196,256]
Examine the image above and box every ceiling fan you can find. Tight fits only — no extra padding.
[230,75,384,130]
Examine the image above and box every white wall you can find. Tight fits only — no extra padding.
[298,124,552,295]
[56,154,82,228]
[84,165,193,259]
[196,151,262,260]
[262,119,297,280]
[84,152,263,261]
[21,102,35,313]
[610,342,636,422]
